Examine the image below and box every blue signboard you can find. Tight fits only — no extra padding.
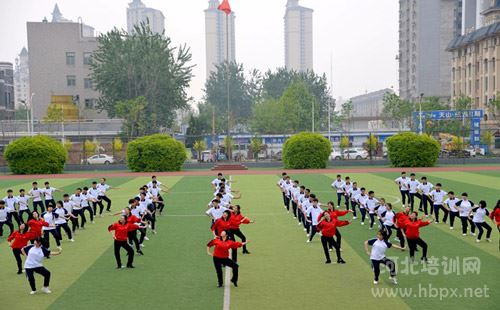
[412,110,484,147]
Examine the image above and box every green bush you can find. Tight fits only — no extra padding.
[4,135,67,174]
[127,134,187,172]
[386,132,440,167]
[282,132,331,169]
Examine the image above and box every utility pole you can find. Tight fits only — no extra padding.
[419,93,424,135]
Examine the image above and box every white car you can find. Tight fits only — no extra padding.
[330,150,342,160]
[343,148,369,160]
[83,154,115,165]
[465,146,485,157]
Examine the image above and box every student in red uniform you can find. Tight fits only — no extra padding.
[490,200,500,251]
[405,212,434,263]
[27,211,49,241]
[394,207,410,248]
[211,210,232,238]
[108,215,144,269]
[207,230,247,287]
[8,223,36,274]
[320,202,352,250]
[229,205,253,257]
[316,212,351,264]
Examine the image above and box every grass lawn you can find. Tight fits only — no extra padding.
[0,170,498,310]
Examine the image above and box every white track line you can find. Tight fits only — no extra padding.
[223,267,231,310]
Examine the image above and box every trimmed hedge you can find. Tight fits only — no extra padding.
[4,135,67,174]
[283,132,331,169]
[386,132,440,167]
[127,134,186,172]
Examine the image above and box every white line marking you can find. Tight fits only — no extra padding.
[223,266,231,310]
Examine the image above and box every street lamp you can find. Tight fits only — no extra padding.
[418,93,424,135]
[29,93,35,136]
[20,100,30,135]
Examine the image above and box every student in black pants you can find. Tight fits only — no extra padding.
[22,238,61,294]
[207,231,246,287]
[7,223,33,274]
[0,201,14,237]
[108,216,142,268]
[41,205,61,250]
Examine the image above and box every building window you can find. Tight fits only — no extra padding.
[485,77,488,92]
[484,59,488,73]
[84,99,95,109]
[84,78,93,89]
[66,52,75,65]
[83,52,93,65]
[67,75,76,87]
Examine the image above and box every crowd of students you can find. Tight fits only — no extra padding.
[0,176,168,295]
[206,173,253,288]
[277,171,500,285]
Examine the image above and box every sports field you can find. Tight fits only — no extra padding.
[0,169,499,310]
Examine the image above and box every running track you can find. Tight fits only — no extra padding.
[0,165,499,180]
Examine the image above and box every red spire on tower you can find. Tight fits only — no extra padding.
[218,0,232,15]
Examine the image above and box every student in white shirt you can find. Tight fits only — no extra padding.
[0,200,14,237]
[41,205,62,250]
[298,189,311,232]
[470,200,492,242]
[81,187,95,224]
[366,191,380,230]
[17,189,32,223]
[355,188,369,225]
[348,182,361,219]
[380,203,396,239]
[29,182,45,213]
[62,195,77,233]
[54,201,75,242]
[22,238,61,294]
[97,178,118,212]
[343,176,353,210]
[277,172,288,209]
[455,193,476,236]
[417,177,433,216]
[306,198,323,243]
[295,185,306,225]
[428,183,447,223]
[331,175,346,208]
[407,173,422,212]
[394,172,410,207]
[364,230,403,285]
[444,191,459,229]
[148,181,165,215]
[3,189,21,226]
[89,181,104,217]
[281,177,292,213]
[290,180,301,219]
[42,182,62,210]
[206,199,228,224]
[376,198,388,228]
[70,188,87,231]
[212,173,224,190]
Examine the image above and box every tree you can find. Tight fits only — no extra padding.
[43,105,64,123]
[481,131,494,152]
[340,100,353,131]
[421,96,450,111]
[185,103,219,148]
[249,137,263,161]
[91,24,193,133]
[487,95,500,119]
[63,139,73,153]
[127,134,186,172]
[115,96,147,138]
[454,95,472,111]
[386,133,440,167]
[113,138,123,160]
[250,98,288,134]
[193,140,207,162]
[280,81,319,132]
[450,136,466,152]
[204,62,260,128]
[282,132,331,169]
[339,136,350,159]
[223,136,235,161]
[382,92,414,130]
[365,134,379,160]
[84,140,97,158]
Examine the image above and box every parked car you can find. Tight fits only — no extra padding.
[330,148,369,160]
[273,151,283,161]
[82,154,115,165]
[465,146,486,157]
[330,150,342,160]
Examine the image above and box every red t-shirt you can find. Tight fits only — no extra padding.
[211,218,232,236]
[8,231,37,249]
[207,239,242,258]
[405,220,430,239]
[229,213,251,230]
[490,208,500,227]
[27,219,49,238]
[316,219,350,237]
[108,223,140,241]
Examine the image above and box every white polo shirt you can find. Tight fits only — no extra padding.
[149,187,161,198]
[457,200,474,217]
[306,206,323,225]
[147,181,162,189]
[42,212,56,231]
[70,194,84,210]
[2,196,18,212]
[472,208,489,223]
[368,238,392,260]
[331,180,346,193]
[418,182,433,195]
[206,206,228,220]
[97,184,110,196]
[366,198,379,214]
[54,207,69,224]
[429,190,447,205]
[29,188,43,202]
[17,195,31,211]
[408,180,420,194]
[383,210,395,226]
[349,188,361,200]
[43,187,57,200]
[80,193,90,207]
[0,209,8,222]
[445,198,459,212]
[88,188,100,200]
[63,201,75,214]
[395,177,409,191]
[23,245,51,269]
[356,194,368,209]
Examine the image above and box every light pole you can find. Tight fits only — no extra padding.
[312,101,315,132]
[20,100,30,135]
[29,93,35,136]
[418,93,424,135]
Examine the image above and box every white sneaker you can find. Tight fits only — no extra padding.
[393,238,400,242]
[486,238,492,242]
[476,239,480,243]
[91,221,95,224]
[140,244,145,248]
[298,222,302,226]
[373,281,378,285]
[470,233,476,236]
[329,248,333,252]
[340,248,343,252]
[450,227,454,230]
[287,211,290,214]
[389,277,398,285]
[352,216,357,220]
[369,227,373,230]
[152,230,157,234]
[462,233,467,236]
[42,287,51,294]
[69,239,75,242]
[303,228,307,231]
[30,291,37,295]
[306,240,310,243]
[57,246,62,250]
[361,222,365,225]
[144,236,150,241]
[148,224,152,229]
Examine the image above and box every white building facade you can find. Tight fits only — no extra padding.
[14,47,30,109]
[127,0,165,35]
[284,0,313,72]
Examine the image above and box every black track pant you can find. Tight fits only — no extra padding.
[460,216,476,234]
[72,209,86,230]
[396,228,405,248]
[433,205,448,223]
[351,201,358,217]
[93,201,104,216]
[19,209,31,223]
[360,208,367,223]
[309,225,318,242]
[372,257,396,281]
[213,257,238,286]
[33,201,45,214]
[383,224,395,240]
[83,206,94,222]
[12,248,22,272]
[400,190,409,206]
[25,267,50,291]
[7,212,21,226]
[99,195,112,211]
[291,201,298,218]
[474,222,492,240]
[449,211,459,228]
[0,221,14,237]
[369,213,375,228]
[321,235,341,262]
[139,228,147,244]
[114,240,134,267]
[407,237,428,259]
[336,193,343,207]
[409,193,422,212]
[231,229,248,252]
[43,229,61,249]
[128,230,141,252]
[157,195,165,214]
[421,195,431,215]
[56,223,72,240]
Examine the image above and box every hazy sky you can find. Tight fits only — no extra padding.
[0,0,399,105]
